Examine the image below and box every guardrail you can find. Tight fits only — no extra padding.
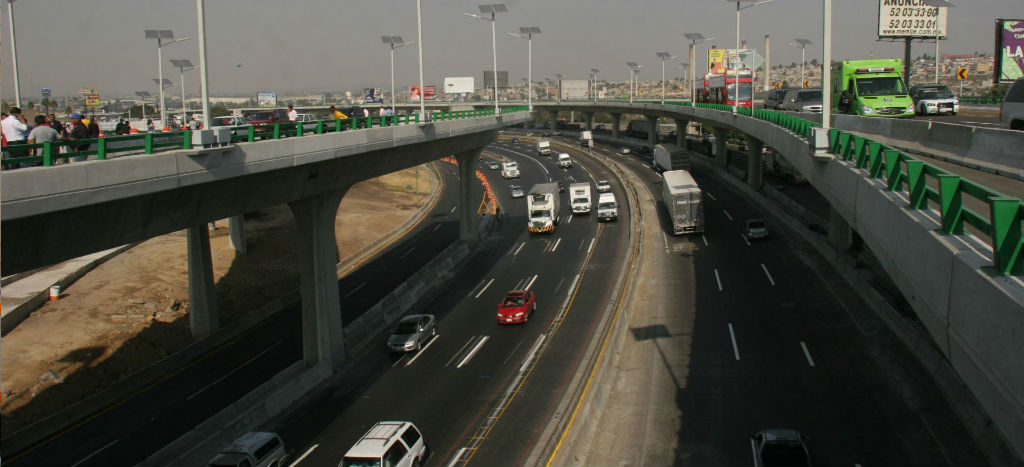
[544,99,1023,275]
[1,107,526,170]
[960,95,1004,105]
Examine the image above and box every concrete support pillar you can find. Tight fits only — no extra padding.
[228,215,247,255]
[646,116,659,147]
[673,119,689,149]
[583,112,594,131]
[829,206,853,251]
[714,128,729,168]
[611,113,621,139]
[455,150,481,242]
[289,190,347,368]
[549,111,558,133]
[187,224,219,339]
[746,138,764,189]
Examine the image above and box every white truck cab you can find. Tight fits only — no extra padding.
[536,140,552,156]
[340,421,427,467]
[597,192,618,222]
[557,153,572,168]
[501,161,520,179]
[569,182,592,214]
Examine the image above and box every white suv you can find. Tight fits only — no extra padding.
[339,421,427,467]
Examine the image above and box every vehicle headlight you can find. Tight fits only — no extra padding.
[906,105,915,112]
[861,105,875,114]
[515,312,524,317]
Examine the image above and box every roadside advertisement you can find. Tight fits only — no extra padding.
[257,92,277,108]
[444,77,475,94]
[559,79,589,99]
[409,85,436,101]
[878,0,947,38]
[995,19,1024,83]
[363,88,383,104]
[708,48,727,74]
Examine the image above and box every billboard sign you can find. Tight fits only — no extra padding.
[483,70,509,89]
[41,88,51,98]
[560,79,589,99]
[444,77,475,94]
[995,19,1024,83]
[409,85,436,101]
[363,88,383,104]
[878,0,947,38]
[257,92,277,107]
[708,48,728,74]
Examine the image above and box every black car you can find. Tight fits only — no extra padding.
[765,88,791,110]
[512,138,520,144]
[557,181,565,192]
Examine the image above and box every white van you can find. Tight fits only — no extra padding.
[340,421,427,467]
[597,193,618,222]
[557,153,572,168]
[208,432,287,467]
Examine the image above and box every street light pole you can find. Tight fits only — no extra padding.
[509,28,541,110]
[627,62,638,103]
[555,73,563,103]
[822,0,832,132]
[922,0,954,84]
[196,2,210,129]
[171,59,198,126]
[146,30,190,128]
[727,0,774,114]
[416,0,425,119]
[7,0,21,107]
[466,4,507,114]
[590,68,600,103]
[382,36,413,109]
[684,33,713,106]
[788,39,812,88]
[657,52,677,104]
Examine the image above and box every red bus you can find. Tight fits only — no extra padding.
[698,69,754,108]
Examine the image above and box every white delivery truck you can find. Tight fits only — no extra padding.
[501,161,520,179]
[597,192,618,222]
[579,130,593,147]
[653,143,689,172]
[569,182,592,214]
[527,182,560,233]
[536,140,552,156]
[558,153,573,168]
[662,170,704,235]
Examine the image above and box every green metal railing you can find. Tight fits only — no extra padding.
[2,106,527,170]
[959,95,1003,105]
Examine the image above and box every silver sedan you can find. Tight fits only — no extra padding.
[387,314,437,353]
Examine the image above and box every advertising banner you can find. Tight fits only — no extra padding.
[444,77,475,94]
[483,70,509,89]
[363,88,383,104]
[257,92,277,108]
[878,0,947,38]
[995,19,1024,83]
[409,85,437,101]
[559,79,589,99]
[708,48,728,74]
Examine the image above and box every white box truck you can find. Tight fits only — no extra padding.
[662,170,704,235]
[536,141,552,156]
[569,182,591,214]
[653,143,690,172]
[527,182,560,233]
[558,153,573,168]
[579,130,593,147]
[501,161,520,179]
[597,192,618,222]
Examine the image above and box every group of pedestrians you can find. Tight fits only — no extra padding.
[1,107,100,168]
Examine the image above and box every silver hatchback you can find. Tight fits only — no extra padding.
[387,314,437,353]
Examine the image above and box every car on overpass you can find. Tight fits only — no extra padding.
[765,88,791,110]
[780,89,823,113]
[497,290,536,324]
[910,84,959,116]
[1001,78,1024,130]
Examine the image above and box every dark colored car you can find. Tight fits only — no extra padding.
[765,88,791,110]
[751,429,811,466]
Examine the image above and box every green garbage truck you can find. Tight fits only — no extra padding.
[830,59,914,118]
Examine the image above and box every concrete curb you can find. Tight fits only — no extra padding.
[1,165,443,460]
[1,243,137,335]
[524,141,645,466]
[689,154,1022,466]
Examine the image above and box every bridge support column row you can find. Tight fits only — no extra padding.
[187,225,220,340]
[674,119,689,150]
[746,138,764,190]
[714,128,729,168]
[829,206,853,250]
[456,150,481,242]
[646,116,659,147]
[289,190,348,368]
[549,111,558,133]
[228,215,247,255]
[611,113,621,139]
[583,112,594,131]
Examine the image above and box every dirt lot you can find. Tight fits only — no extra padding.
[0,166,437,436]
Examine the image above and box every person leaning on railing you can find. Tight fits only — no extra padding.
[67,113,91,162]
[25,115,60,167]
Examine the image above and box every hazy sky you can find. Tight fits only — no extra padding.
[0,0,1019,100]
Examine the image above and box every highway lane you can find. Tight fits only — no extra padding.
[5,163,467,467]
[276,141,631,467]
[571,138,986,465]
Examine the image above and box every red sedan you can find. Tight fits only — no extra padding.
[497,290,536,324]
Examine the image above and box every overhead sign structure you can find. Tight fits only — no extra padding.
[483,70,509,89]
[409,85,436,101]
[878,0,947,38]
[444,77,475,94]
[257,92,277,108]
[957,67,968,80]
[994,19,1024,83]
[560,79,589,99]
